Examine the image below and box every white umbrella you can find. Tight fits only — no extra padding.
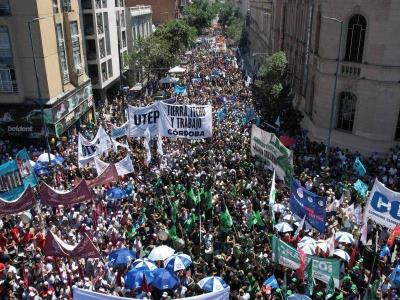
[287,294,312,300]
[272,203,286,213]
[316,240,329,253]
[148,245,175,261]
[297,243,316,255]
[168,66,186,73]
[335,231,354,244]
[298,236,317,247]
[274,222,293,233]
[197,276,228,292]
[283,214,293,222]
[164,253,192,271]
[333,249,350,261]
[37,153,56,163]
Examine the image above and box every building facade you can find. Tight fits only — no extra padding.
[126,5,152,85]
[80,0,128,101]
[271,0,400,154]
[0,0,94,139]
[125,0,178,25]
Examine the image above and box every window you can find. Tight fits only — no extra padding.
[121,30,126,48]
[101,62,107,81]
[337,92,357,132]
[0,68,17,92]
[0,0,10,15]
[62,0,71,12]
[99,38,106,58]
[55,24,69,83]
[344,14,367,63]
[0,26,11,58]
[52,0,59,13]
[107,59,112,78]
[70,22,82,73]
[121,12,125,27]
[395,111,400,140]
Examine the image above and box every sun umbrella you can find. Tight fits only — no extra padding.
[316,240,329,253]
[298,236,317,247]
[283,214,294,222]
[274,222,293,233]
[148,245,175,261]
[152,268,179,290]
[197,276,228,292]
[37,153,56,163]
[108,248,136,266]
[273,203,286,213]
[333,249,350,261]
[125,267,155,289]
[107,187,127,200]
[297,243,316,255]
[287,294,312,300]
[132,258,157,271]
[335,231,354,244]
[159,76,179,84]
[164,253,192,272]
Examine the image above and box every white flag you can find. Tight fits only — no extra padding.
[269,171,276,206]
[94,157,109,175]
[294,216,306,238]
[275,116,281,128]
[328,235,335,256]
[157,134,164,156]
[360,223,368,245]
[146,148,151,166]
[115,155,134,176]
[144,127,151,150]
[112,138,130,151]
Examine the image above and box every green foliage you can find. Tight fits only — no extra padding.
[153,19,196,54]
[253,51,303,135]
[127,36,178,79]
[183,0,217,33]
[226,17,242,45]
[218,0,240,28]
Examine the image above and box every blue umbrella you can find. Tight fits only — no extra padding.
[389,264,400,288]
[108,248,136,267]
[124,183,134,195]
[151,268,179,290]
[164,253,192,271]
[107,187,127,200]
[125,267,155,289]
[197,276,228,292]
[54,155,65,165]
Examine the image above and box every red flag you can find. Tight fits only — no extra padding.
[348,246,358,269]
[296,248,307,281]
[142,273,150,293]
[387,225,400,248]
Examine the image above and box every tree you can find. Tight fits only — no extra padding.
[153,19,196,54]
[183,0,217,33]
[226,17,242,45]
[127,36,178,80]
[218,0,240,28]
[253,51,303,135]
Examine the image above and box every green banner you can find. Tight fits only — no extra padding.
[271,235,340,288]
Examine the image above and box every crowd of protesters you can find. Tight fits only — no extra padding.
[0,27,400,300]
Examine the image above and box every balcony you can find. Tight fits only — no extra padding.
[0,80,17,93]
[341,64,361,78]
[97,24,104,34]
[84,26,94,35]
[87,51,97,60]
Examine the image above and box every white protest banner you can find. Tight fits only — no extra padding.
[94,156,134,177]
[78,126,112,167]
[250,125,293,185]
[158,102,212,139]
[128,103,160,137]
[115,155,134,176]
[363,179,400,229]
[73,287,230,300]
[111,121,128,138]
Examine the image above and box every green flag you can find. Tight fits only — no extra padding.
[171,200,179,224]
[220,206,233,232]
[247,210,265,227]
[166,225,179,241]
[230,184,238,198]
[305,260,314,296]
[127,225,137,240]
[184,214,197,233]
[187,188,199,205]
[325,275,335,299]
[203,189,213,211]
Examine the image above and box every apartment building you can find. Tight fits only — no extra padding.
[80,0,128,101]
[125,0,179,25]
[0,0,94,139]
[271,0,400,154]
[126,5,152,85]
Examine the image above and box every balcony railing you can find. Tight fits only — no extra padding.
[0,80,17,93]
[341,64,361,78]
[95,0,101,9]
[84,27,94,35]
[97,25,104,34]
[0,48,12,58]
[87,51,97,60]
[72,37,80,49]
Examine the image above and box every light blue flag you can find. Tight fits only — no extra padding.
[174,85,187,95]
[353,157,366,177]
[354,179,368,198]
[263,275,279,289]
[217,108,226,121]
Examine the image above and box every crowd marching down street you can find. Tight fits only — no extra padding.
[2,27,400,300]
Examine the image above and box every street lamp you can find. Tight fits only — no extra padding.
[28,17,52,165]
[323,16,344,164]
